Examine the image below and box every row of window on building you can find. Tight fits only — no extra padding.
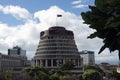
[0,46,30,70]
[37,47,78,51]
[41,36,74,40]
[40,39,75,43]
[38,43,76,47]
[36,51,79,54]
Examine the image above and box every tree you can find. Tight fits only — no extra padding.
[78,74,83,80]
[79,66,104,80]
[49,68,68,80]
[0,69,13,80]
[24,66,49,80]
[49,73,60,80]
[112,71,120,80]
[105,72,113,80]
[18,72,32,80]
[0,69,6,80]
[82,69,102,80]
[81,0,120,61]
[61,61,74,70]
[5,70,13,80]
[60,75,76,80]
[84,65,104,75]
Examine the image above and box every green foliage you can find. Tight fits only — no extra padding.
[84,66,104,73]
[60,75,76,80]
[24,66,49,80]
[5,70,13,80]
[0,69,6,80]
[19,72,32,80]
[95,0,106,10]
[61,61,74,70]
[0,69,13,80]
[95,0,120,10]
[49,67,72,80]
[105,72,113,79]
[112,71,120,80]
[78,66,104,80]
[78,74,83,80]
[49,73,60,80]
[54,69,66,76]
[82,69,102,80]
[81,0,120,59]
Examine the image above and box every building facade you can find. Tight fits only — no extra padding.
[8,46,26,57]
[33,26,83,69]
[79,50,95,66]
[0,53,27,70]
[100,62,117,71]
[0,46,28,70]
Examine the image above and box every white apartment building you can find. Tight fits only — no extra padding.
[80,50,95,66]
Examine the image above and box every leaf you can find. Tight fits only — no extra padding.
[81,12,92,24]
[87,32,98,39]
[107,0,120,7]
[116,36,120,50]
[105,17,114,27]
[98,44,107,54]
[82,0,120,57]
[95,0,106,10]
[105,21,120,29]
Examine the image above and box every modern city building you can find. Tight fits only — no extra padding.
[0,52,27,70]
[33,26,83,69]
[79,50,95,66]
[0,46,29,70]
[8,46,26,57]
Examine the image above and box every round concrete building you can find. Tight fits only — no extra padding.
[34,26,82,68]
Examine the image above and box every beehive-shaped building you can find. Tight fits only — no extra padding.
[34,26,82,68]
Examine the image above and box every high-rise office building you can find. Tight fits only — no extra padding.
[33,26,82,68]
[8,46,26,57]
[79,50,95,66]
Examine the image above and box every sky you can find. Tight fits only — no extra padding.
[0,0,119,65]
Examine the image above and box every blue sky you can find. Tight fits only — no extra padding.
[0,0,119,65]
[0,0,94,13]
[0,0,94,26]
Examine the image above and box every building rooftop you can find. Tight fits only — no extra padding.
[40,26,73,38]
[79,50,94,54]
[49,26,66,30]
[13,46,21,49]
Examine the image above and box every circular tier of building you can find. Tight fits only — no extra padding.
[34,26,82,68]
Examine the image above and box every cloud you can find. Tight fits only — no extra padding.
[0,5,31,21]
[0,5,119,64]
[73,4,88,8]
[72,0,88,9]
[0,21,39,59]
[95,50,119,64]
[72,0,82,4]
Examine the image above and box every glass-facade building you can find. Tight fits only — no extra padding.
[8,46,26,57]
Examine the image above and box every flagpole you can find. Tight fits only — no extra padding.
[56,14,62,26]
[56,15,57,26]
